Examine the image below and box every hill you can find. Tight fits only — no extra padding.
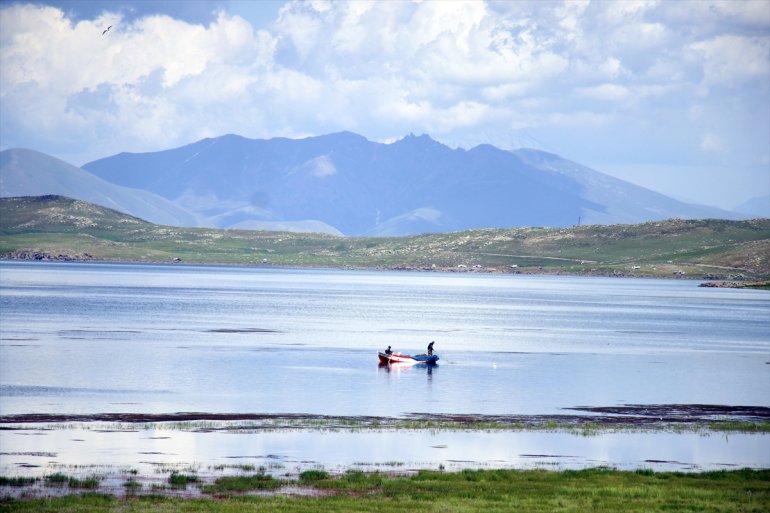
[0,148,199,227]
[82,132,738,235]
[1,196,767,279]
[734,195,770,218]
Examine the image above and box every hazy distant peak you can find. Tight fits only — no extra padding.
[0,148,199,227]
[394,133,442,146]
[79,131,740,235]
[215,133,249,143]
[303,131,370,145]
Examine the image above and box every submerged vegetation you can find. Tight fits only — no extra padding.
[2,468,768,512]
[1,195,769,279]
[3,409,769,434]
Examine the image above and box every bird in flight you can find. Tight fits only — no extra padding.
[102,25,112,35]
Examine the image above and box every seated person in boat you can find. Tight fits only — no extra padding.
[384,345,393,355]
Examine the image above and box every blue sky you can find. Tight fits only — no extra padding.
[1,0,768,210]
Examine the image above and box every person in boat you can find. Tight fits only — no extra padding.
[427,341,435,356]
[384,345,393,355]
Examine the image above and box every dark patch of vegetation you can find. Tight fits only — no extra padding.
[202,473,282,494]
[167,472,199,488]
[67,477,100,489]
[43,473,68,485]
[42,473,100,489]
[2,407,768,433]
[0,477,37,487]
[299,470,329,482]
[123,478,142,491]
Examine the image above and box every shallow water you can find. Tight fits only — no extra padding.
[2,425,767,479]
[1,261,768,475]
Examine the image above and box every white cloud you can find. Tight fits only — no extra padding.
[577,83,632,102]
[701,133,726,154]
[0,0,767,211]
[657,0,770,35]
[690,35,770,87]
[602,0,659,24]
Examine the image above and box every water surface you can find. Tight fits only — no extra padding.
[1,261,767,417]
[1,261,768,475]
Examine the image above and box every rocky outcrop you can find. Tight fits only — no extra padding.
[699,280,770,289]
[3,249,94,261]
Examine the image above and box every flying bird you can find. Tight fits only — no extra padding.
[102,25,112,35]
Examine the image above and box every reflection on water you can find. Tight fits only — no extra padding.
[1,261,769,473]
[1,426,767,477]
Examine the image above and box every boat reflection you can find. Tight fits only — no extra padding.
[378,361,438,378]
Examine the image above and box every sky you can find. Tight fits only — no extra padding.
[0,0,768,210]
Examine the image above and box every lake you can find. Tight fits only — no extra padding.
[1,261,768,478]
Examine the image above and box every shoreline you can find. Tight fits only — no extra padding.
[1,256,763,283]
[3,467,768,505]
[3,404,769,432]
[3,405,768,501]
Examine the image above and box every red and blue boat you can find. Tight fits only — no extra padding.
[378,351,439,365]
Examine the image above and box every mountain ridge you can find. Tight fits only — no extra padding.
[1,132,742,236]
[81,131,738,235]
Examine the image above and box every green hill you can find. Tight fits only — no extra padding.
[1,195,769,279]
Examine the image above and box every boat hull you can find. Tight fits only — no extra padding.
[378,352,439,365]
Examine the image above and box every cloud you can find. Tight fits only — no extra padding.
[690,35,770,87]
[577,84,632,102]
[701,133,726,154]
[0,0,768,211]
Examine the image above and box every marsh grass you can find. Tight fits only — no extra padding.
[13,417,769,434]
[3,468,769,512]
[298,470,329,482]
[202,473,282,494]
[0,477,37,487]
[167,472,199,488]
[209,464,257,472]
[123,478,142,492]
[42,473,101,489]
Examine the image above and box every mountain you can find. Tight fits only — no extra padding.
[512,149,738,225]
[734,195,770,218]
[82,132,737,236]
[0,148,199,227]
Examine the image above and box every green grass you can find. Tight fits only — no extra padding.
[167,472,199,488]
[123,478,142,492]
[298,470,329,482]
[41,473,100,489]
[2,468,768,512]
[201,473,282,494]
[0,477,37,487]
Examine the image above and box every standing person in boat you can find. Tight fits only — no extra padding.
[427,341,435,356]
[385,345,393,355]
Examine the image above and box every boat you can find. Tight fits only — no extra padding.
[378,352,439,365]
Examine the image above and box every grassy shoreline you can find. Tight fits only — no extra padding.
[3,468,769,512]
[3,407,769,434]
[2,196,769,280]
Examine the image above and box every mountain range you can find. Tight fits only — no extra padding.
[1,132,749,235]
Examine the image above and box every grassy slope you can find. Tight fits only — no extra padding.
[2,468,769,512]
[1,195,769,278]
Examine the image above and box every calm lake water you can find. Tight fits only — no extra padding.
[1,261,768,476]
[1,261,768,416]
